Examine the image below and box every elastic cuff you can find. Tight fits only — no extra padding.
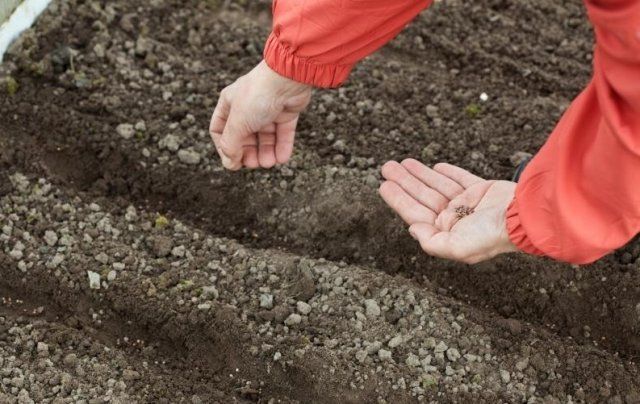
[506,198,545,257]
[263,33,354,88]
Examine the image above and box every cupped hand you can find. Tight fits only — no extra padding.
[209,61,312,170]
[380,159,518,264]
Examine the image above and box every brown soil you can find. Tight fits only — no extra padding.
[1,0,640,402]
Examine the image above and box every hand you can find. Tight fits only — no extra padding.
[380,159,518,264]
[209,61,312,170]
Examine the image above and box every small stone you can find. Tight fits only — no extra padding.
[284,313,302,326]
[116,124,135,139]
[378,349,393,362]
[273,352,282,361]
[158,134,182,152]
[36,342,49,357]
[366,341,382,355]
[47,254,64,269]
[201,286,219,299]
[500,369,511,383]
[95,252,109,264]
[516,358,529,371]
[364,299,381,317]
[434,341,448,353]
[151,236,173,257]
[406,353,421,367]
[122,369,141,381]
[171,245,186,258]
[178,149,202,165]
[87,271,101,289]
[479,92,489,102]
[296,301,312,315]
[198,303,211,310]
[107,270,117,281]
[388,335,403,348]
[63,353,78,368]
[259,294,274,309]
[43,230,58,246]
[446,348,461,362]
[9,249,23,260]
[355,350,368,363]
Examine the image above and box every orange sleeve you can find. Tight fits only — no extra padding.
[263,0,432,88]
[507,0,640,264]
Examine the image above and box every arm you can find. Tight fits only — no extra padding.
[264,0,432,88]
[507,0,640,264]
[210,0,432,170]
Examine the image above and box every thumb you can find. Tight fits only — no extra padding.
[218,107,252,170]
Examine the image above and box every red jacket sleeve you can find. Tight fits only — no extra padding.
[264,0,432,88]
[507,0,640,264]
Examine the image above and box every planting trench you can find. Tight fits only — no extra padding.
[1,0,640,402]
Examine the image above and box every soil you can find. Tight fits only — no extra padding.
[1,0,640,402]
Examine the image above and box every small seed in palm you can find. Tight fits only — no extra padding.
[455,205,474,219]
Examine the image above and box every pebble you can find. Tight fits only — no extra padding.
[388,335,403,348]
[406,354,421,367]
[259,294,274,309]
[284,313,302,326]
[434,341,448,353]
[87,271,101,289]
[158,134,182,152]
[43,230,58,246]
[36,342,49,357]
[177,149,201,165]
[296,301,312,315]
[116,123,135,140]
[197,303,211,310]
[122,369,141,381]
[500,369,511,383]
[47,254,64,269]
[9,249,23,260]
[446,348,461,362]
[378,349,393,362]
[107,270,117,281]
[151,236,173,257]
[355,350,368,363]
[171,245,186,258]
[63,353,78,368]
[364,299,381,317]
[95,252,109,265]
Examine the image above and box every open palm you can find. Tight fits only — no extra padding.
[380,159,517,264]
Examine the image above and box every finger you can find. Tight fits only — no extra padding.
[243,146,259,169]
[258,132,277,168]
[401,159,465,200]
[379,181,437,225]
[409,223,456,260]
[210,96,230,163]
[275,118,298,164]
[381,161,448,213]
[433,163,484,189]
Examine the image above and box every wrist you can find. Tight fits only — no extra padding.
[258,60,311,97]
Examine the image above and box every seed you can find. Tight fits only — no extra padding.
[455,206,474,219]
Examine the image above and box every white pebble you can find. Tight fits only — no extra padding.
[296,301,312,315]
[87,271,101,289]
[364,299,380,317]
[43,230,58,247]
